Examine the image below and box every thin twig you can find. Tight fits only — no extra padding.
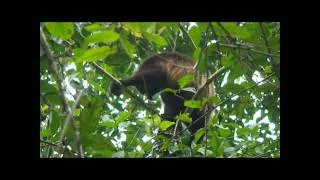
[218,43,280,57]
[40,26,84,158]
[91,62,158,115]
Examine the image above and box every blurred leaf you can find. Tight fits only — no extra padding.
[219,128,231,138]
[40,129,51,138]
[194,128,204,143]
[143,32,167,46]
[184,100,202,109]
[116,111,131,125]
[178,74,195,88]
[45,94,62,105]
[211,96,221,104]
[40,80,58,93]
[112,151,125,158]
[45,22,74,41]
[50,111,60,133]
[237,127,251,137]
[221,55,235,68]
[99,121,116,128]
[188,26,202,46]
[264,65,272,74]
[175,113,192,123]
[251,125,260,137]
[159,121,175,131]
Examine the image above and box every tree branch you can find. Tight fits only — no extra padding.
[178,72,276,135]
[40,25,84,158]
[178,23,196,51]
[91,62,158,115]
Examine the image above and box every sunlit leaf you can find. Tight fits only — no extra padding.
[219,128,231,137]
[184,100,202,109]
[159,121,175,131]
[40,129,51,138]
[44,22,74,41]
[194,128,204,143]
[83,30,119,47]
[75,46,113,62]
[188,26,202,47]
[175,113,192,123]
[143,32,167,46]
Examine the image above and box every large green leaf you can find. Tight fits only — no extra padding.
[194,128,204,143]
[143,32,167,46]
[75,46,114,63]
[45,94,62,105]
[83,30,119,47]
[44,22,74,41]
[159,121,175,131]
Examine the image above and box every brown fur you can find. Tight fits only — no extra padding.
[110,52,214,134]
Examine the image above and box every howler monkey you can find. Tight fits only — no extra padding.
[110,52,214,134]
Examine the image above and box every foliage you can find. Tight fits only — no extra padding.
[40,22,280,158]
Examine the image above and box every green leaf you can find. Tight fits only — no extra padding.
[220,22,250,39]
[83,30,119,47]
[115,111,131,125]
[44,22,74,41]
[161,88,178,94]
[40,81,58,93]
[223,83,246,94]
[99,121,116,128]
[80,97,103,135]
[50,111,60,133]
[184,100,202,109]
[75,46,113,63]
[219,128,231,138]
[159,121,175,131]
[40,129,51,138]
[84,23,103,32]
[175,113,192,123]
[237,127,251,137]
[122,23,142,37]
[251,125,259,137]
[177,74,195,88]
[188,26,202,47]
[194,128,204,143]
[153,114,161,127]
[221,55,235,68]
[143,32,167,46]
[82,133,116,151]
[45,94,61,105]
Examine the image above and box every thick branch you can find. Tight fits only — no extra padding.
[91,62,158,115]
[40,26,84,158]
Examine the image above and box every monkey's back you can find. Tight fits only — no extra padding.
[138,52,196,89]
